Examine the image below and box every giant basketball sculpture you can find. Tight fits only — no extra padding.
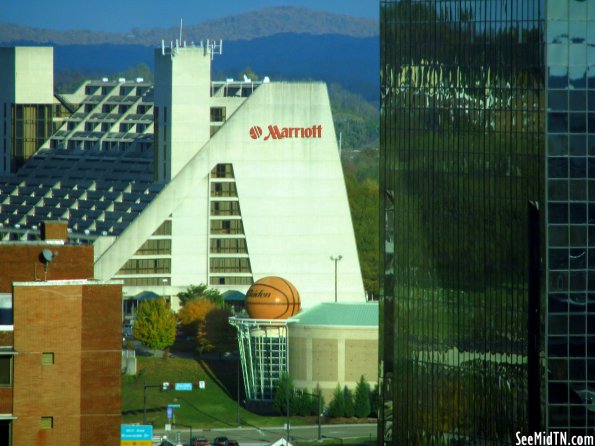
[245,276,301,319]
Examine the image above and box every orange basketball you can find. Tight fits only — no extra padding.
[245,276,301,319]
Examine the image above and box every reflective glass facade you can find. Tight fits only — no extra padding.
[381,0,545,443]
[381,0,595,442]
[545,0,595,433]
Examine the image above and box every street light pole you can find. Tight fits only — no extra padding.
[143,381,164,425]
[237,357,241,426]
[301,391,322,441]
[286,385,290,444]
[330,255,342,303]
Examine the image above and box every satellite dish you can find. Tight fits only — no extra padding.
[41,249,53,263]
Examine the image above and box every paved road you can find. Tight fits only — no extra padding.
[155,423,377,445]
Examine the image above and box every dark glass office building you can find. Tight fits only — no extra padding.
[380,0,595,443]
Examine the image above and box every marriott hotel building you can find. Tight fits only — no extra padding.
[0,44,365,308]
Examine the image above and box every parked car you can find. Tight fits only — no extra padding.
[227,440,239,446]
[190,436,210,446]
[213,436,229,446]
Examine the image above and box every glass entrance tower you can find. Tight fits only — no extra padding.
[380,0,595,443]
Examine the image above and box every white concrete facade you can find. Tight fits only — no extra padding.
[0,44,365,307]
[95,45,365,307]
[0,47,54,175]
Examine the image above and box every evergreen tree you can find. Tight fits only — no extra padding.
[343,385,355,418]
[273,373,294,416]
[370,384,380,417]
[311,384,325,416]
[133,298,176,351]
[327,383,345,417]
[354,375,372,418]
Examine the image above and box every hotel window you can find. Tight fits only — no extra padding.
[117,258,171,275]
[210,258,251,273]
[211,163,234,179]
[41,352,54,366]
[210,182,237,197]
[40,417,53,429]
[152,220,172,236]
[135,239,172,255]
[210,220,243,234]
[210,201,240,216]
[210,107,226,122]
[0,356,12,386]
[210,276,253,286]
[210,238,247,254]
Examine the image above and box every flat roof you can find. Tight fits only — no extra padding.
[288,302,378,327]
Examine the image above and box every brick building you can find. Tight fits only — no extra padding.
[0,221,122,446]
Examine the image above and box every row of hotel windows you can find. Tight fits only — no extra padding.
[119,276,251,286]
[117,256,251,275]
[76,122,150,133]
[84,84,150,97]
[82,104,152,115]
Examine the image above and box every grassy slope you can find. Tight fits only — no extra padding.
[122,356,310,428]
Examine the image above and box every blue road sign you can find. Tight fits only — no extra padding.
[167,407,173,419]
[175,382,193,391]
[121,425,153,441]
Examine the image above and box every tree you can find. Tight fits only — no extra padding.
[177,298,217,336]
[238,66,259,81]
[273,373,294,416]
[311,384,325,416]
[354,375,372,418]
[327,383,345,417]
[177,284,224,307]
[133,298,176,351]
[344,173,379,298]
[343,386,355,418]
[370,384,380,417]
[202,307,237,353]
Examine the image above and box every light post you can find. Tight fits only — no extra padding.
[237,357,241,426]
[301,391,322,441]
[143,380,163,425]
[330,255,342,303]
[286,385,290,444]
[161,278,168,299]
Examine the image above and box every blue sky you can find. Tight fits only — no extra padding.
[4,0,378,33]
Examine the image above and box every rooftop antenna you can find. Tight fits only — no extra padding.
[179,18,183,45]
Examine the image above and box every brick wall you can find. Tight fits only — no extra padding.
[0,245,93,293]
[0,387,12,413]
[12,281,121,446]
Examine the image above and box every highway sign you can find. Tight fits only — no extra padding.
[167,407,172,419]
[175,382,193,391]
[167,404,181,408]
[121,441,151,446]
[121,425,153,441]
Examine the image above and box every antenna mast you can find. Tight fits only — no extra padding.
[179,18,183,45]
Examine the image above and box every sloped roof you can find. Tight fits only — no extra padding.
[288,302,378,327]
[0,147,163,238]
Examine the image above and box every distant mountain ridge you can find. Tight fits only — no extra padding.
[0,7,378,46]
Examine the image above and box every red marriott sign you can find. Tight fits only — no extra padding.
[250,125,323,140]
